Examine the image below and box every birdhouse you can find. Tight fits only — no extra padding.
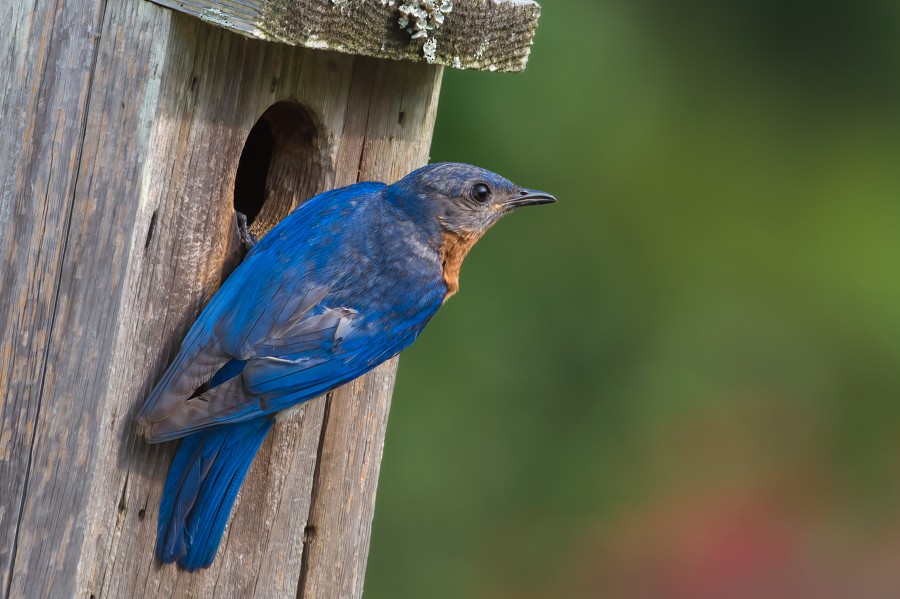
[0,1,542,596]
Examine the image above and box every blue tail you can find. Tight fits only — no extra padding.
[156,417,274,571]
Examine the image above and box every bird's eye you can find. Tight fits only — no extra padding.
[471,183,492,203]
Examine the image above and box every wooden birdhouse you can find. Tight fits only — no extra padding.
[0,1,543,596]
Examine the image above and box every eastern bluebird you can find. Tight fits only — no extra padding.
[137,162,555,570]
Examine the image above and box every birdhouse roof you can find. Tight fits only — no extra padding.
[150,0,543,72]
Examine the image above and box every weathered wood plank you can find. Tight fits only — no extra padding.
[0,0,108,595]
[297,56,443,599]
[149,0,543,72]
[1,0,442,596]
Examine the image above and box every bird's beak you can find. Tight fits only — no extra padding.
[505,188,557,209]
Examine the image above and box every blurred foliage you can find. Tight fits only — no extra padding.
[366,1,900,597]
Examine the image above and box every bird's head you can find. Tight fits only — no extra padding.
[390,162,556,237]
[388,162,556,299]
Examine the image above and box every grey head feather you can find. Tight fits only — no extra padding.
[389,162,553,236]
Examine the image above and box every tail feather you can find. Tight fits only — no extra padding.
[156,417,275,571]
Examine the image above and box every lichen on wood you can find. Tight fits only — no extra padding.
[149,0,543,72]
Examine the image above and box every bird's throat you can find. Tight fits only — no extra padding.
[439,230,482,301]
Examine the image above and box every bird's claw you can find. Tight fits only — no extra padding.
[236,211,257,251]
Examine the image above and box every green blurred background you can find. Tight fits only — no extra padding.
[366,1,900,597]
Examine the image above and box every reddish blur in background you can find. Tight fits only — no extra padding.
[366,1,900,597]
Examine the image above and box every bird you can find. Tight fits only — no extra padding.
[136,162,556,571]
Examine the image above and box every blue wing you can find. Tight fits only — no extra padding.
[138,182,444,442]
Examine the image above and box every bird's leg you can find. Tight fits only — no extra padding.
[236,211,257,251]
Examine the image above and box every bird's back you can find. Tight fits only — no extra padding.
[138,182,446,441]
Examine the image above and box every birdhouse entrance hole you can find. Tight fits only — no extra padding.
[233,101,327,237]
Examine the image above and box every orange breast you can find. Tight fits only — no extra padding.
[439,230,482,301]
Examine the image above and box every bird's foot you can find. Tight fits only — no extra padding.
[236,211,257,251]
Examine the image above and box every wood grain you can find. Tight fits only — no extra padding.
[148,0,543,72]
[0,0,110,595]
[0,0,442,596]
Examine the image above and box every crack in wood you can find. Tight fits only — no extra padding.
[3,3,111,594]
[296,392,333,598]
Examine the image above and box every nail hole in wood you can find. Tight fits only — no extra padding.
[144,210,157,250]
[303,525,316,542]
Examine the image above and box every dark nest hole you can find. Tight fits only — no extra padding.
[233,101,325,233]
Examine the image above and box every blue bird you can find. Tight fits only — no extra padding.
[137,162,555,570]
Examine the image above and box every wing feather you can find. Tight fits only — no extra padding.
[137,339,229,439]
[138,182,444,441]
[141,304,353,439]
